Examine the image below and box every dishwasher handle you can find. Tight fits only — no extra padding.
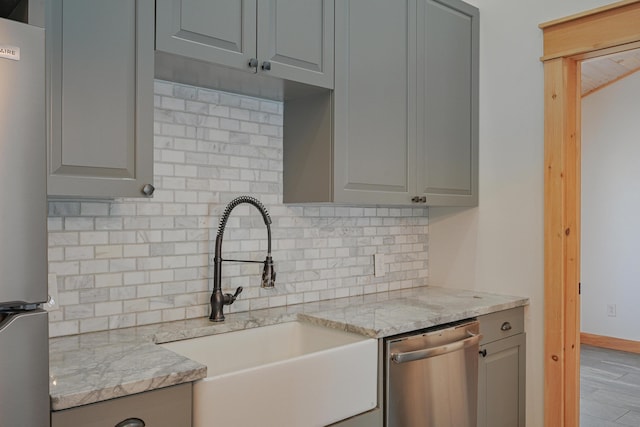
[391,332,482,364]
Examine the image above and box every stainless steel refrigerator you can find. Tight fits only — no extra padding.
[0,16,50,427]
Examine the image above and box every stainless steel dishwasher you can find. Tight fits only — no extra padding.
[385,320,481,427]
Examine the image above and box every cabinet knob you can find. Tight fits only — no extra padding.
[261,61,272,71]
[479,349,487,357]
[248,58,258,69]
[115,418,145,427]
[141,184,155,196]
[411,196,420,203]
[500,321,512,331]
[418,196,426,203]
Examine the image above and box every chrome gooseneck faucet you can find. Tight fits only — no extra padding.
[209,196,276,322]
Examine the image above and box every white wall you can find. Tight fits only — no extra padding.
[429,0,614,425]
[581,71,640,341]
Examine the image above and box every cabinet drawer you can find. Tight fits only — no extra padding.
[51,383,192,427]
[478,307,524,344]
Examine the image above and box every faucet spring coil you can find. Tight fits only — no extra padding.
[216,196,272,236]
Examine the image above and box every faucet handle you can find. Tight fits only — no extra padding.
[223,286,243,305]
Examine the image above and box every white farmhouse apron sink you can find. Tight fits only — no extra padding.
[160,321,378,427]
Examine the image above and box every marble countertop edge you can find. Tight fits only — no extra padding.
[299,298,528,339]
[49,342,208,411]
[50,366,207,411]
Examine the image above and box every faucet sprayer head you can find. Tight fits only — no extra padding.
[261,255,276,288]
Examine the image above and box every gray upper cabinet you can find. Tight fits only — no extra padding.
[332,0,416,204]
[47,0,154,198]
[257,0,334,88]
[284,0,415,204]
[284,0,478,206]
[284,0,416,204]
[155,0,257,71]
[156,0,334,89]
[417,0,479,206]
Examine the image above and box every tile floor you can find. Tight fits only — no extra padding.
[581,344,640,426]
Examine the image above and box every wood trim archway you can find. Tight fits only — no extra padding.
[539,1,640,426]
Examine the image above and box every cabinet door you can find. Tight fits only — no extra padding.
[332,0,416,204]
[47,0,154,198]
[156,0,257,72]
[257,0,334,88]
[417,0,479,206]
[51,383,192,427]
[478,334,526,427]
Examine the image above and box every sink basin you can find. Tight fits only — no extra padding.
[160,321,378,427]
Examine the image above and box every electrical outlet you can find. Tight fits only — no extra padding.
[45,273,59,311]
[606,304,617,317]
[374,253,385,278]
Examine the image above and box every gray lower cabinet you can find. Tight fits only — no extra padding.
[46,0,154,198]
[283,0,478,206]
[155,0,334,89]
[477,308,526,427]
[50,383,192,427]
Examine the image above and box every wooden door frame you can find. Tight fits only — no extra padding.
[540,1,640,425]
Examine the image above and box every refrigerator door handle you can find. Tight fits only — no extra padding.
[0,311,17,330]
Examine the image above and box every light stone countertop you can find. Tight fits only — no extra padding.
[49,285,528,411]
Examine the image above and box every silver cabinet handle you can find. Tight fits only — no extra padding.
[141,183,154,196]
[261,61,272,70]
[248,58,258,68]
[115,418,145,427]
[501,321,512,331]
[391,333,482,364]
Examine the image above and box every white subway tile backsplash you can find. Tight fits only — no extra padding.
[80,317,108,334]
[80,203,110,216]
[94,273,122,288]
[58,291,79,306]
[109,313,136,330]
[46,80,429,337]
[50,320,79,337]
[162,308,186,322]
[136,310,162,326]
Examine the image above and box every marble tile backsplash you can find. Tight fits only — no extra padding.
[46,80,429,337]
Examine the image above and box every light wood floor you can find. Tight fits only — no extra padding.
[581,344,640,426]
